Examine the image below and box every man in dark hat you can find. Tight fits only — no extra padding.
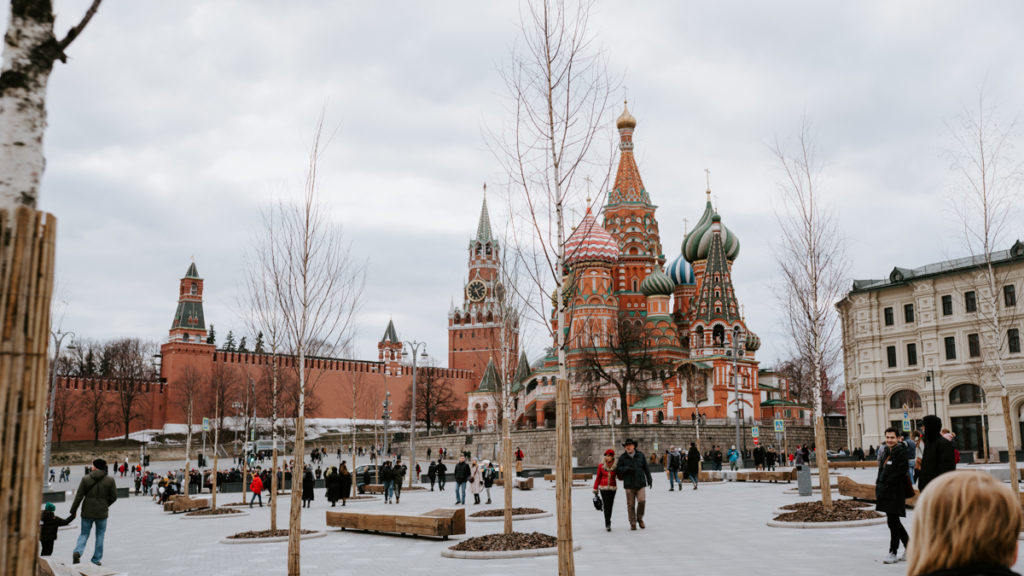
[615,439,652,530]
[69,458,118,566]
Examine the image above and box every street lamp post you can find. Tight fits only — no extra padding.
[732,330,746,469]
[382,391,392,459]
[925,369,937,414]
[232,401,243,459]
[43,329,74,488]
[403,341,427,487]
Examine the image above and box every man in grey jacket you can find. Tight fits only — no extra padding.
[69,458,118,566]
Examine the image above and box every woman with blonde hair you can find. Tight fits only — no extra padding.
[907,470,1022,576]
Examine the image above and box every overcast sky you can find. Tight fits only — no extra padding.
[13,1,1024,380]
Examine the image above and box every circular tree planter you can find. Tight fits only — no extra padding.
[768,500,884,529]
[441,532,581,559]
[184,508,250,519]
[221,529,326,544]
[467,508,551,522]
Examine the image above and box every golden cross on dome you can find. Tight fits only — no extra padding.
[585,176,593,206]
[705,168,712,197]
[683,217,689,235]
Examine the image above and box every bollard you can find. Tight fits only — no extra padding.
[796,465,812,496]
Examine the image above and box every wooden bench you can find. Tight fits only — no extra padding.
[733,470,796,483]
[494,477,534,490]
[326,508,465,540]
[837,475,919,507]
[363,484,386,494]
[828,460,879,469]
[163,495,210,513]
[542,473,592,482]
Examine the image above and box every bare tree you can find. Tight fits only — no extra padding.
[105,338,155,441]
[489,1,615,568]
[402,363,459,435]
[80,379,112,444]
[944,90,1023,493]
[1,5,104,573]
[772,119,848,510]
[578,314,670,428]
[261,113,364,576]
[51,376,74,446]
[777,357,837,415]
[174,365,203,488]
[205,362,239,510]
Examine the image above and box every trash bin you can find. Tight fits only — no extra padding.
[796,465,812,496]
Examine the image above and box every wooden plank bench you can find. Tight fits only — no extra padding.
[733,470,796,483]
[494,477,534,490]
[163,495,210,513]
[363,484,386,494]
[837,475,919,507]
[829,460,879,469]
[542,473,592,482]
[326,508,465,540]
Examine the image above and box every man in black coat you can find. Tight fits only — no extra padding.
[686,443,701,490]
[436,459,447,491]
[876,427,910,564]
[427,460,437,491]
[615,439,652,530]
[917,415,956,491]
[453,456,470,505]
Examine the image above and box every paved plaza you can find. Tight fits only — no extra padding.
[41,460,1024,575]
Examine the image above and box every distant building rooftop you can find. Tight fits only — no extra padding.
[850,239,1024,293]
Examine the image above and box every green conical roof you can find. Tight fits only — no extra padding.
[381,319,399,343]
[476,191,493,243]
[477,357,502,393]
[185,261,200,279]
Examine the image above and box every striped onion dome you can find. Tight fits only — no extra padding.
[745,329,761,352]
[640,266,675,296]
[682,200,740,263]
[666,253,696,286]
[565,207,619,265]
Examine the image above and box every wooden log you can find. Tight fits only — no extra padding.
[0,208,56,576]
[828,460,878,469]
[836,475,918,507]
[325,508,464,539]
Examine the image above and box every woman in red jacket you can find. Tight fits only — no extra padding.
[593,449,618,531]
[249,472,264,508]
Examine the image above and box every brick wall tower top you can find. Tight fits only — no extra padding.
[169,261,209,344]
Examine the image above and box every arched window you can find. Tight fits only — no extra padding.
[695,326,704,346]
[190,282,198,295]
[949,384,983,405]
[712,324,725,345]
[889,389,922,410]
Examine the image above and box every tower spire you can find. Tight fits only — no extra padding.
[476,183,493,243]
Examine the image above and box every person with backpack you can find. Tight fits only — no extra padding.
[69,459,118,566]
[481,461,496,505]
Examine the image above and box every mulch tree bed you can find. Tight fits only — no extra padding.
[227,529,318,539]
[221,502,250,507]
[469,507,546,518]
[449,531,557,552]
[186,507,244,517]
[774,499,882,522]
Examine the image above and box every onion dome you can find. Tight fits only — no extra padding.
[640,267,675,296]
[666,253,696,286]
[616,100,637,130]
[564,207,619,265]
[682,199,740,262]
[745,329,761,352]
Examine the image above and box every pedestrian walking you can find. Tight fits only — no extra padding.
[482,461,496,504]
[436,459,448,491]
[686,442,701,489]
[515,446,524,473]
[728,445,740,470]
[615,438,652,530]
[876,427,910,564]
[381,461,395,504]
[39,502,72,556]
[667,447,681,491]
[906,471,1022,576]
[469,459,483,505]
[593,449,617,531]
[393,458,407,504]
[301,469,315,508]
[69,458,118,566]
[338,462,352,505]
[427,460,437,491]
[453,456,470,505]
[326,466,341,506]
[249,472,264,507]
[917,415,956,492]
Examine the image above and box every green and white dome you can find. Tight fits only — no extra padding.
[640,267,675,296]
[682,200,740,263]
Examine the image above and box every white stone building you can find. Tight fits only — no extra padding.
[837,240,1024,458]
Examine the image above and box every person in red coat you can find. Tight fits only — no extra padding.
[249,472,264,507]
[593,449,618,531]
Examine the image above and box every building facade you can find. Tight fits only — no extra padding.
[506,104,802,430]
[837,240,1024,456]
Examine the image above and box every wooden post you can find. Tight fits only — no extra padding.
[555,377,574,575]
[814,415,832,508]
[1002,394,1019,497]
[287,413,306,575]
[211,401,219,509]
[502,398,513,535]
[0,208,56,576]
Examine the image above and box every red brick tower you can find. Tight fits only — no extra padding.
[169,261,209,344]
[602,102,665,320]
[448,187,516,380]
